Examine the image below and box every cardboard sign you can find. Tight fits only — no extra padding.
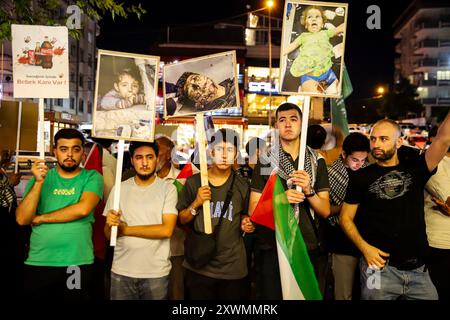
[163,51,240,117]
[92,50,159,142]
[280,1,348,98]
[12,24,69,98]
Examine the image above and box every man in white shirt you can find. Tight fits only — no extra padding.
[104,141,178,300]
[424,126,450,300]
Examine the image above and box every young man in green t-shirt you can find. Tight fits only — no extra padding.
[16,128,103,300]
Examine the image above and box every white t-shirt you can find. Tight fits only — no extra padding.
[103,176,178,278]
[425,156,450,249]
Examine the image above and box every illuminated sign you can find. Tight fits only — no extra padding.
[247,66,280,94]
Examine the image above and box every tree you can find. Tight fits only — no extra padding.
[0,0,146,40]
[376,78,424,120]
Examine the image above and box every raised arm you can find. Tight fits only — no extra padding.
[425,111,450,172]
[16,160,48,226]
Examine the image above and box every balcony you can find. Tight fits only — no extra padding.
[415,58,438,67]
[415,19,450,31]
[420,98,437,104]
[418,79,450,87]
[418,79,437,86]
[414,58,450,70]
[414,39,450,53]
[438,80,450,86]
[438,97,450,105]
[420,97,450,105]
[415,39,439,49]
[414,21,439,31]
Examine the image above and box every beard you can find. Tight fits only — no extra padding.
[59,159,80,172]
[371,146,396,161]
[136,168,155,181]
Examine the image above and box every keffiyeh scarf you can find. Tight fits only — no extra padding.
[261,141,322,221]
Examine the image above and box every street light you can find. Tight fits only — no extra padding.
[267,0,274,127]
[377,86,385,95]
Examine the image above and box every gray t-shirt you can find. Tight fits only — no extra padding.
[103,177,178,278]
[177,172,249,280]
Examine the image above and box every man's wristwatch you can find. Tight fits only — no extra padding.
[304,188,315,198]
[190,205,198,216]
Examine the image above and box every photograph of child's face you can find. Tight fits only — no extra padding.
[93,50,159,142]
[303,8,324,33]
[280,1,348,98]
[114,73,141,100]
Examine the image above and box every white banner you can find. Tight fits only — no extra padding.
[12,24,69,98]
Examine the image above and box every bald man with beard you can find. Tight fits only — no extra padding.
[340,113,450,300]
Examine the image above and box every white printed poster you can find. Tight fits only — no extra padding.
[12,24,69,98]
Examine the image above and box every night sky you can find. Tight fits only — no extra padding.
[97,0,414,104]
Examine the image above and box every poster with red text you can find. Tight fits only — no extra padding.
[12,24,69,98]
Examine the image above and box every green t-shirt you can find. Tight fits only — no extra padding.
[24,168,103,267]
[290,29,334,77]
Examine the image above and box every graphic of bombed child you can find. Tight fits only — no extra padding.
[284,5,345,94]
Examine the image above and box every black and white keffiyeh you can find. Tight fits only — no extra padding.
[328,156,349,207]
[261,141,322,220]
[0,171,16,211]
[327,156,369,226]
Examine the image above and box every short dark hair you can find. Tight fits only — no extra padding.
[275,102,303,120]
[342,132,370,156]
[245,137,266,158]
[307,124,327,149]
[115,68,140,85]
[129,141,159,158]
[210,128,240,151]
[54,128,85,147]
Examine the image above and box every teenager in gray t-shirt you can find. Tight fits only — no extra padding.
[177,129,252,299]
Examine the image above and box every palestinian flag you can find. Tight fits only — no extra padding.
[250,174,322,300]
[173,163,199,195]
[84,144,107,260]
[331,64,353,138]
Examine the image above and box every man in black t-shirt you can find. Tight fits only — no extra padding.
[340,114,450,300]
[248,102,330,299]
[327,132,370,300]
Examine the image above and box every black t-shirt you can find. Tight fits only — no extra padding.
[326,168,360,256]
[345,154,436,262]
[250,148,330,251]
[176,172,249,280]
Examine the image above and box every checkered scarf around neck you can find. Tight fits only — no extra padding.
[262,141,320,220]
[0,171,16,211]
[327,156,369,226]
[328,156,349,207]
